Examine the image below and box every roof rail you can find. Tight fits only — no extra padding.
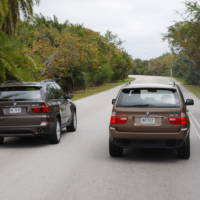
[41,78,62,83]
[2,80,20,83]
[41,79,55,83]
[125,81,132,86]
[0,80,22,86]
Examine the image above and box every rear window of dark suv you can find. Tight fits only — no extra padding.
[116,88,180,108]
[0,86,42,101]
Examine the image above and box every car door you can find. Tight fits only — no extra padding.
[53,83,71,125]
[46,83,65,125]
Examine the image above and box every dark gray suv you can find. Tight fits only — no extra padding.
[0,80,77,144]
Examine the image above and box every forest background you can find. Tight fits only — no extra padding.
[0,0,199,91]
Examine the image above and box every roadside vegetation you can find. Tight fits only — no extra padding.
[1,0,199,99]
[72,77,134,100]
[164,1,200,85]
[176,78,200,99]
[0,0,133,93]
[130,53,175,76]
[130,1,200,98]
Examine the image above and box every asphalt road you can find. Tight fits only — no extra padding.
[1,75,200,200]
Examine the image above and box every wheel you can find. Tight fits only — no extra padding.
[177,134,190,159]
[48,119,61,144]
[109,137,123,157]
[67,111,77,132]
[0,137,4,144]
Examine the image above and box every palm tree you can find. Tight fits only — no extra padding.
[1,0,40,35]
[0,0,8,26]
[0,0,8,17]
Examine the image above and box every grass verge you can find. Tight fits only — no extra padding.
[72,78,135,101]
[176,78,200,98]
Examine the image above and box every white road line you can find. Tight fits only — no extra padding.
[191,120,200,141]
[189,113,200,140]
[190,112,200,129]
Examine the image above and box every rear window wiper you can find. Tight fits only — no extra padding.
[13,99,29,101]
[131,104,151,107]
[120,104,151,107]
[0,98,29,101]
[0,99,11,101]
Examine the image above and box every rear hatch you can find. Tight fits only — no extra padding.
[111,87,184,133]
[113,107,182,133]
[0,85,46,126]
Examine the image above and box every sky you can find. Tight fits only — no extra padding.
[34,0,186,60]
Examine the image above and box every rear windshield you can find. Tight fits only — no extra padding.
[0,86,42,101]
[117,88,180,107]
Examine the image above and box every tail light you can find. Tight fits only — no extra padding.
[32,103,50,113]
[168,113,187,125]
[110,116,128,125]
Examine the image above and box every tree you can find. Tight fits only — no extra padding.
[1,0,40,34]
[164,1,200,67]
[172,54,200,84]
[0,32,42,82]
[0,13,134,89]
[0,0,8,18]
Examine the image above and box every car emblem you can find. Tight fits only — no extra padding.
[13,102,17,107]
[146,112,150,116]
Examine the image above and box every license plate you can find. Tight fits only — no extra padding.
[140,117,155,125]
[9,107,22,114]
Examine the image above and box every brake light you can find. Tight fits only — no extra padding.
[110,116,128,125]
[32,107,41,113]
[32,103,50,113]
[168,113,187,125]
[41,103,50,113]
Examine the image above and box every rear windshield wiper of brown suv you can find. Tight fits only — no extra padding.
[0,99,11,101]
[120,104,151,107]
[0,98,29,101]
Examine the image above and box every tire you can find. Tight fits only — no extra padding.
[67,111,77,132]
[0,137,4,144]
[177,134,190,159]
[109,137,123,157]
[48,119,61,144]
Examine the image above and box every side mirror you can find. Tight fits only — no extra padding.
[185,99,194,106]
[64,93,74,99]
[112,99,116,105]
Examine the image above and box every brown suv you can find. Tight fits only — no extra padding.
[0,80,77,144]
[109,83,194,159]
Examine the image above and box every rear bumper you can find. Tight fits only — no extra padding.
[0,125,48,137]
[109,127,189,148]
[109,127,188,139]
[111,138,185,149]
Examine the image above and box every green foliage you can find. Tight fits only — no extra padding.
[0,32,42,83]
[0,0,8,18]
[185,1,200,21]
[172,54,200,84]
[131,54,175,76]
[73,78,135,101]
[164,1,200,84]
[20,15,133,90]
[135,1,200,84]
[0,14,133,91]
[176,77,200,99]
[131,59,147,75]
[0,0,39,34]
